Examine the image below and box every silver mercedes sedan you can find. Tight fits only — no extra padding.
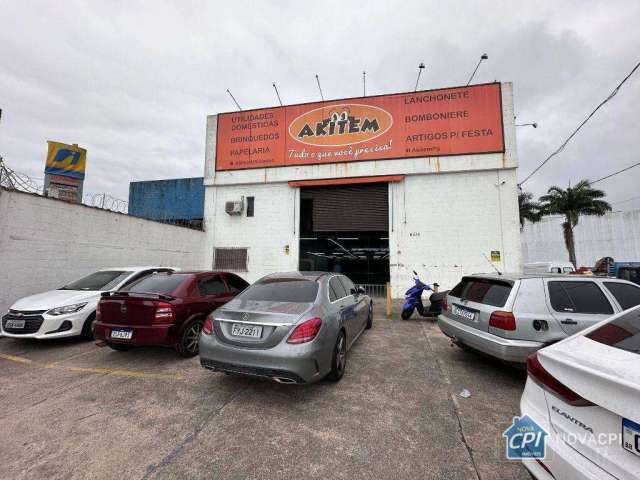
[199,271,373,384]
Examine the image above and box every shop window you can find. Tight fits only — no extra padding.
[214,248,248,271]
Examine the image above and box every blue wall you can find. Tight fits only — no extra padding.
[128,177,204,221]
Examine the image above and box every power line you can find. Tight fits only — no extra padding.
[519,59,640,186]
[612,195,640,205]
[589,161,640,185]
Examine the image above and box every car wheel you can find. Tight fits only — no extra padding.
[327,331,347,382]
[365,302,373,329]
[108,342,133,352]
[80,313,96,340]
[177,319,203,358]
[401,307,414,320]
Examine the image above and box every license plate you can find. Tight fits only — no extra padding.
[231,323,262,338]
[452,304,476,321]
[110,328,133,340]
[6,319,26,329]
[623,418,640,457]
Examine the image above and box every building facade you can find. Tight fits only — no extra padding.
[203,82,522,296]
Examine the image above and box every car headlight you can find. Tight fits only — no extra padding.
[47,302,88,316]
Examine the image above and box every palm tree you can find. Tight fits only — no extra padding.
[539,180,611,267]
[518,191,542,230]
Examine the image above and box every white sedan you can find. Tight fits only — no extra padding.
[520,305,640,479]
[1,267,174,340]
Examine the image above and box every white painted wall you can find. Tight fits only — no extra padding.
[389,169,522,296]
[203,82,522,297]
[202,182,299,283]
[522,209,640,267]
[0,189,207,315]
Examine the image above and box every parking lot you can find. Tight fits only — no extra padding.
[0,301,529,480]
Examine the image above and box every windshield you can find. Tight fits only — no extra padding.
[587,308,640,355]
[237,278,319,303]
[60,271,132,291]
[449,277,513,307]
[123,274,189,295]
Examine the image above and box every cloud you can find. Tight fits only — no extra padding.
[1,0,639,209]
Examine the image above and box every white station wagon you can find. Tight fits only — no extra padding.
[437,273,640,364]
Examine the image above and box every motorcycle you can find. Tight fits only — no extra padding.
[401,270,447,320]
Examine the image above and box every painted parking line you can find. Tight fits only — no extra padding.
[0,353,32,364]
[66,366,184,380]
[44,348,102,368]
[0,352,184,381]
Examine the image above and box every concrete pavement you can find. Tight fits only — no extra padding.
[0,303,529,479]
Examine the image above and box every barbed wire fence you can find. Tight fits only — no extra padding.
[1,158,202,229]
[82,192,128,213]
[0,157,44,194]
[0,157,128,214]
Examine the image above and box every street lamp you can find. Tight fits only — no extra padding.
[466,53,488,86]
[516,122,538,128]
[414,63,426,91]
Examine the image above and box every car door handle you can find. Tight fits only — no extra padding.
[561,319,578,325]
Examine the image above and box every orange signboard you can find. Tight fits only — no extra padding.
[215,83,504,171]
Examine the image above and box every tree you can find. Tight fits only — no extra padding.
[538,180,611,267]
[518,191,542,230]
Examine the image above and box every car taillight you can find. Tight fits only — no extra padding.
[154,302,174,322]
[287,317,322,344]
[489,311,516,330]
[202,316,214,336]
[526,352,594,407]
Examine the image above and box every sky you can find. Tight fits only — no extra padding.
[1,0,639,209]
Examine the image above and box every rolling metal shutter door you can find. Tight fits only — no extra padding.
[305,183,388,232]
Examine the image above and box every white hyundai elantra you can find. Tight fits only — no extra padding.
[520,305,640,479]
[1,267,173,340]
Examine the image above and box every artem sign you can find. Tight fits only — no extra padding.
[215,83,504,171]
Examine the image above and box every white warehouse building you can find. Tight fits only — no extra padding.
[202,82,522,297]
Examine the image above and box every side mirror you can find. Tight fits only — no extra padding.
[357,286,366,295]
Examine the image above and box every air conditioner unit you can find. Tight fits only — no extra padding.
[225,200,244,215]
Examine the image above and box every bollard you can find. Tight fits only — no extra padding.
[386,282,392,318]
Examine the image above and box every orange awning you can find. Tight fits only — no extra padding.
[288,175,404,188]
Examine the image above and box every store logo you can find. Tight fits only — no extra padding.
[503,415,548,460]
[53,148,82,166]
[289,104,392,147]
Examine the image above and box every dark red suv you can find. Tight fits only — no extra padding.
[94,271,248,357]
